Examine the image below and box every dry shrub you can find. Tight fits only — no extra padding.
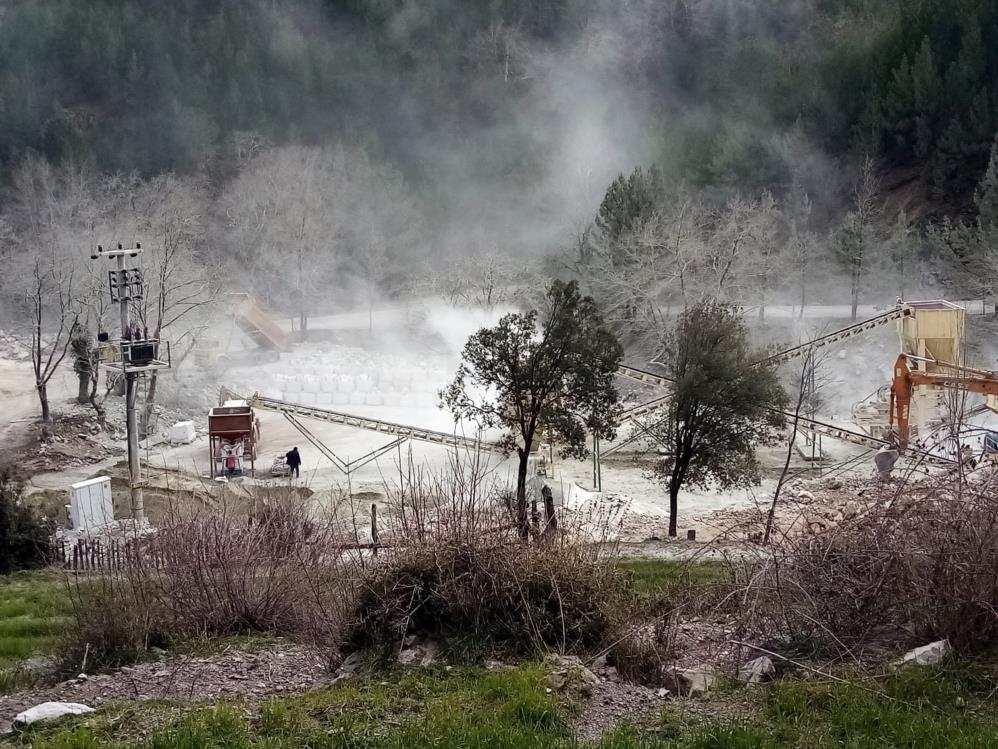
[66,486,358,669]
[65,572,173,671]
[609,621,672,684]
[349,454,629,657]
[773,468,998,652]
[350,541,627,656]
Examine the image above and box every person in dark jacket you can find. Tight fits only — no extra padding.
[286,447,302,479]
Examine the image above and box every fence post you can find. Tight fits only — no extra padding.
[371,503,379,556]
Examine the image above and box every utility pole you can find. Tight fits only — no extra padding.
[92,243,171,525]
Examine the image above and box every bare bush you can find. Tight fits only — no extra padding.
[772,468,998,652]
[348,453,630,658]
[65,487,358,670]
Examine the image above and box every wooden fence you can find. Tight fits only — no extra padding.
[58,537,162,572]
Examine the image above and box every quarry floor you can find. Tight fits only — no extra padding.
[5,298,997,542]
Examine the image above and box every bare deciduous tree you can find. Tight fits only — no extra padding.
[836,157,882,320]
[130,176,215,433]
[27,259,78,428]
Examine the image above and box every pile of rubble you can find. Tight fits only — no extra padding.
[0,331,32,362]
[688,477,893,542]
[23,413,123,473]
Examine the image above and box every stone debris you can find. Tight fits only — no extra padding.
[737,656,775,684]
[397,640,440,667]
[0,645,327,727]
[663,664,717,696]
[895,639,951,668]
[544,654,600,696]
[333,652,364,682]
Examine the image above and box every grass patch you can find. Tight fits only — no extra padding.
[9,665,563,748]
[9,662,998,748]
[618,560,728,598]
[0,569,72,692]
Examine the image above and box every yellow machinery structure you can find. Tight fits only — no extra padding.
[895,300,967,441]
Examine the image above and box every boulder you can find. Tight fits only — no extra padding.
[738,656,776,684]
[663,664,717,696]
[335,651,364,677]
[895,639,951,667]
[13,702,94,728]
[397,640,440,667]
[544,654,599,695]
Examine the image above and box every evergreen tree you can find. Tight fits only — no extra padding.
[975,137,998,229]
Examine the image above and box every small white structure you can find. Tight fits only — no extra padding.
[69,477,114,532]
[168,420,196,445]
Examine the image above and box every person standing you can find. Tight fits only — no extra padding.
[286,446,302,479]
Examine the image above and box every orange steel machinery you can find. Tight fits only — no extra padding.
[889,354,998,450]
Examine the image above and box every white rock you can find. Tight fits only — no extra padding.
[797,490,816,502]
[896,639,951,667]
[13,702,95,727]
[738,656,776,684]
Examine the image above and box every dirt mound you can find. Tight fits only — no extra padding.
[17,414,123,474]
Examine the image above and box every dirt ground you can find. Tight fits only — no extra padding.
[0,643,330,726]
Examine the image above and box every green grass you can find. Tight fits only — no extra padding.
[17,661,998,749]
[0,569,73,692]
[13,662,998,748]
[618,560,729,598]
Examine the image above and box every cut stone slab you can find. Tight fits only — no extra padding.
[895,639,951,667]
[13,702,94,728]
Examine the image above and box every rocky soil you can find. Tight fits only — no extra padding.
[0,644,330,727]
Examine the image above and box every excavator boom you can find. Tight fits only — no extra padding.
[889,353,998,449]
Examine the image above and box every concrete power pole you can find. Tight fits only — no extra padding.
[92,243,171,525]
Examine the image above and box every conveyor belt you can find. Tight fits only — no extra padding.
[283,411,409,475]
[754,307,912,366]
[248,393,503,454]
[613,368,956,466]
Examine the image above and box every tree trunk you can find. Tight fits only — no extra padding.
[850,266,860,321]
[77,373,90,404]
[515,452,530,541]
[140,371,158,439]
[542,484,557,536]
[668,477,680,538]
[38,383,50,424]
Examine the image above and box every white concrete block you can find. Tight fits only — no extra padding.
[349,391,365,406]
[168,421,196,445]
